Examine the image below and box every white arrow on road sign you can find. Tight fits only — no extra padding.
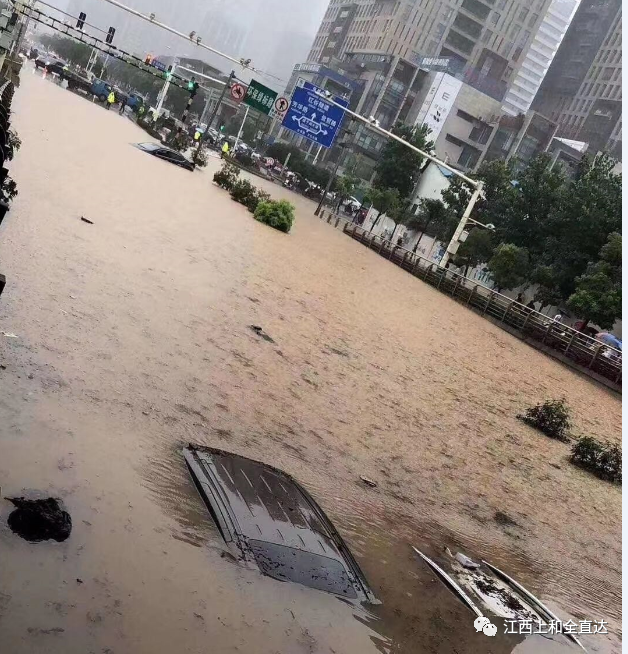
[290,114,328,136]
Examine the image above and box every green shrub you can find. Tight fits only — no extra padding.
[254,199,295,233]
[571,436,621,484]
[517,398,571,441]
[247,189,271,213]
[213,162,240,190]
[194,148,208,168]
[230,178,258,206]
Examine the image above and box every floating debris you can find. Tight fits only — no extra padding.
[249,325,275,344]
[7,497,72,542]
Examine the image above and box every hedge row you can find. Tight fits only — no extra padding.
[213,162,295,234]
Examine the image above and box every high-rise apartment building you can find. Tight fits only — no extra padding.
[532,0,621,157]
[502,0,577,115]
[308,0,555,104]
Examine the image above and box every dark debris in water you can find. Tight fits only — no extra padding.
[249,325,275,344]
[494,511,519,527]
[473,575,525,612]
[7,497,72,542]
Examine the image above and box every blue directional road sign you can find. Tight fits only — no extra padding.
[282,81,348,148]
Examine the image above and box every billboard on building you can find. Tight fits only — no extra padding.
[415,73,463,140]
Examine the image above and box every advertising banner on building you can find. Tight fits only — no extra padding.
[415,73,463,140]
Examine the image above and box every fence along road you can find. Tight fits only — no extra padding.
[315,209,621,393]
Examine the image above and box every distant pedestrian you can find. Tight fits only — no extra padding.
[118,97,127,115]
[106,90,115,110]
[221,141,230,159]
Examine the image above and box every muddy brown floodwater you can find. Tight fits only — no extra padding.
[0,70,621,654]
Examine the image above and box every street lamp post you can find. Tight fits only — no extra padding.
[439,182,484,268]
[314,142,347,217]
[192,70,234,165]
[154,58,177,119]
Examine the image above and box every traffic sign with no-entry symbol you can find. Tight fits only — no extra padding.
[231,82,246,102]
[269,95,290,120]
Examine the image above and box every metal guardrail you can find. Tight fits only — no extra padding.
[315,210,621,391]
[0,78,16,301]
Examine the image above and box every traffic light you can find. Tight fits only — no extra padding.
[106,26,115,44]
[219,124,225,133]
[187,79,199,97]
[76,12,86,30]
[165,64,173,81]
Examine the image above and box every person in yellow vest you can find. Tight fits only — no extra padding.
[221,141,229,159]
[106,90,115,110]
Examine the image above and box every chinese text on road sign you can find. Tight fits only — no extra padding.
[243,79,278,115]
[282,80,347,148]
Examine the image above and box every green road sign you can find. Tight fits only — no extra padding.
[243,79,278,115]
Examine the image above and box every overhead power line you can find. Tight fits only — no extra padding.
[95,0,287,86]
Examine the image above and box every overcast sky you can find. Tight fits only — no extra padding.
[57,0,328,83]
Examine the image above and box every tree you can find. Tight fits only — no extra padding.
[38,34,93,68]
[364,187,400,232]
[373,123,434,198]
[334,174,360,211]
[567,233,621,329]
[387,198,414,242]
[453,228,495,274]
[531,265,564,310]
[492,155,565,260]
[488,244,530,291]
[441,159,517,232]
[406,198,457,252]
[540,153,622,301]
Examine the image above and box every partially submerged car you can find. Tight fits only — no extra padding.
[413,546,587,651]
[183,445,377,603]
[133,142,195,171]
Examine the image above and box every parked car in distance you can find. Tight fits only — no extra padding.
[35,56,67,76]
[91,78,113,102]
[126,92,146,111]
[133,142,195,171]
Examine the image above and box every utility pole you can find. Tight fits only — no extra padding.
[314,145,347,216]
[233,104,249,151]
[199,88,214,125]
[193,69,234,165]
[154,59,177,119]
[439,182,484,268]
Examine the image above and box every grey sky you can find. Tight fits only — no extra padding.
[60,0,329,86]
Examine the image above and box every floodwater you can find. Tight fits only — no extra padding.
[0,70,621,654]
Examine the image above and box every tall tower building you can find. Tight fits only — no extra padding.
[532,0,621,157]
[308,0,556,103]
[502,0,578,115]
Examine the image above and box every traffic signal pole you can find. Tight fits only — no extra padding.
[192,70,234,165]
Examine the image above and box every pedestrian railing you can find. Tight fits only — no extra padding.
[0,78,16,301]
[315,210,621,391]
